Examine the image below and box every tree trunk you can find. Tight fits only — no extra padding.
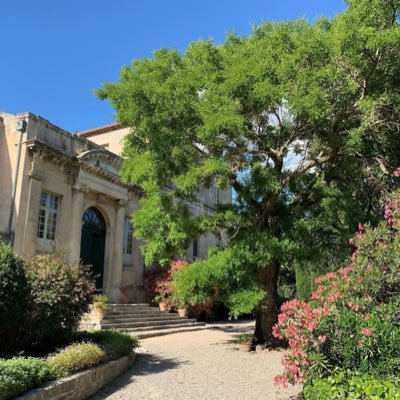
[254,258,280,344]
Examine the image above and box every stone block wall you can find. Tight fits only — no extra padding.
[17,353,135,400]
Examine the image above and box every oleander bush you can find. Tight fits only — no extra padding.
[273,190,400,388]
[0,357,51,400]
[46,343,104,379]
[84,330,139,361]
[303,370,400,400]
[24,253,96,352]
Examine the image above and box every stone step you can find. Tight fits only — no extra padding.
[135,324,208,339]
[107,303,150,307]
[102,315,185,324]
[105,310,167,317]
[106,306,154,312]
[106,305,153,312]
[121,321,205,334]
[101,317,197,330]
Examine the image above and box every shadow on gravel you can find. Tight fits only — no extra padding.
[91,353,189,399]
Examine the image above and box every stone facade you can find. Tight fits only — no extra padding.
[0,112,231,303]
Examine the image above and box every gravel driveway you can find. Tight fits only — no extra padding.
[91,321,301,400]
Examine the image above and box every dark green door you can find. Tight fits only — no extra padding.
[80,207,106,289]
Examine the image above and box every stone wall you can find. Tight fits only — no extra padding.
[17,353,135,400]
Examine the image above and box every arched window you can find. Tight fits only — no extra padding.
[82,207,106,231]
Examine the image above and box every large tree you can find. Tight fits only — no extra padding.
[98,0,400,342]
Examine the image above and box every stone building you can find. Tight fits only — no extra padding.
[0,112,231,303]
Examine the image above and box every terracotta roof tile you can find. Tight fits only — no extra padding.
[78,122,123,137]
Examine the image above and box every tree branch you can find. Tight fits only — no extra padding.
[284,147,339,187]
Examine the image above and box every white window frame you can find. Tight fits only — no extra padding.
[123,218,133,255]
[37,191,59,252]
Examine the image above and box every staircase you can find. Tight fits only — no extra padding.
[101,303,205,338]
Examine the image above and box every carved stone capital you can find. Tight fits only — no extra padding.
[72,184,88,193]
[115,199,127,209]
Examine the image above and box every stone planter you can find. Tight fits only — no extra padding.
[178,308,188,317]
[92,307,106,321]
[17,353,136,400]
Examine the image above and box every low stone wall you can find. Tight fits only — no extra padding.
[17,353,136,400]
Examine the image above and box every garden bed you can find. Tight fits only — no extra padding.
[16,353,136,400]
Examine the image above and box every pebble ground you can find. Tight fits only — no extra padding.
[91,321,301,400]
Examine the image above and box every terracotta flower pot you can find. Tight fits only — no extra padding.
[159,302,169,311]
[178,308,188,317]
[238,342,252,352]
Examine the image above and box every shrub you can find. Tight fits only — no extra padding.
[0,357,51,400]
[273,190,400,387]
[0,242,30,356]
[303,370,400,400]
[84,330,139,361]
[144,260,188,303]
[24,253,96,352]
[169,248,264,318]
[46,343,104,379]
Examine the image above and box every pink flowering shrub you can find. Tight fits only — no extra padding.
[143,260,188,303]
[273,190,400,387]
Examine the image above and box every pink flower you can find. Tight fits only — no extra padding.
[393,167,400,177]
[361,328,373,337]
[318,335,327,343]
[274,375,289,388]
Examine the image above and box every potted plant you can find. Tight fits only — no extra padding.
[177,305,188,317]
[175,299,188,317]
[91,294,108,321]
[155,294,170,311]
[238,333,253,352]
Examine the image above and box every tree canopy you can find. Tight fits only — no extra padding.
[98,0,400,342]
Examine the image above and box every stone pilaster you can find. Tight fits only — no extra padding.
[67,185,85,264]
[109,200,126,302]
[19,174,42,255]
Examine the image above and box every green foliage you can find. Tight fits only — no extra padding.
[0,242,29,357]
[98,1,400,339]
[0,248,96,356]
[23,253,96,352]
[0,357,51,400]
[237,333,254,344]
[93,294,108,303]
[83,330,139,361]
[92,294,109,312]
[46,343,104,379]
[170,246,264,318]
[304,370,400,400]
[274,191,400,386]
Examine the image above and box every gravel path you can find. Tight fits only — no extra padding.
[91,321,301,400]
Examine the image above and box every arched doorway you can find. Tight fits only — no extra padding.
[80,207,106,289]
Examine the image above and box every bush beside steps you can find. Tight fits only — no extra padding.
[0,331,139,400]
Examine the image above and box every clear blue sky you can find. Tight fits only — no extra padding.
[1,0,345,133]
